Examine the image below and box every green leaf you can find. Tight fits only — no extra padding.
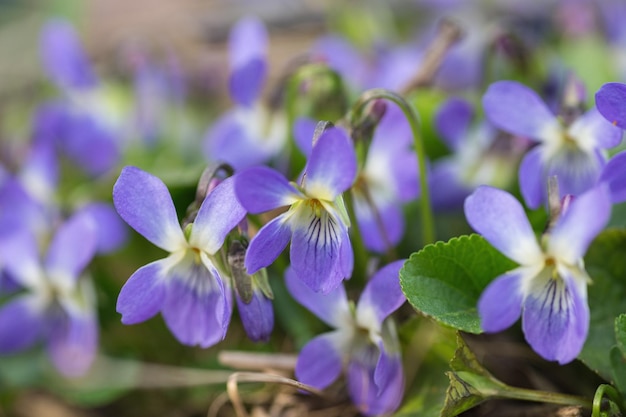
[610,347,626,396]
[400,234,517,333]
[441,334,505,417]
[580,229,626,380]
[394,318,457,417]
[611,315,626,395]
[615,314,626,357]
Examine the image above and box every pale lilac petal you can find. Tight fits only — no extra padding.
[371,105,412,150]
[304,127,357,199]
[546,149,604,201]
[117,260,168,324]
[356,261,405,327]
[293,117,317,157]
[428,159,472,211]
[518,147,545,209]
[0,272,20,294]
[0,231,45,290]
[464,186,543,265]
[569,107,622,150]
[347,348,404,416]
[284,267,349,328]
[385,144,420,202]
[312,35,369,89]
[478,270,525,332]
[40,19,97,90]
[113,166,185,252]
[600,151,626,203]
[295,331,344,389]
[161,262,231,348]
[45,211,98,289]
[190,176,246,254]
[522,274,589,364]
[354,196,404,253]
[0,177,50,238]
[47,312,98,377]
[245,214,292,274]
[0,295,44,353]
[63,113,120,176]
[483,81,559,141]
[31,101,66,146]
[19,139,58,202]
[229,58,266,107]
[236,291,274,342]
[290,212,352,294]
[549,185,611,264]
[370,44,422,91]
[203,112,244,164]
[595,82,626,129]
[75,202,128,254]
[234,167,302,214]
[435,97,474,151]
[229,16,268,70]
[368,349,404,416]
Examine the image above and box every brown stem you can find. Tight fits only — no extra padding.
[400,18,464,94]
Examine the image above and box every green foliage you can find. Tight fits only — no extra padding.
[400,234,517,334]
[611,315,626,395]
[580,229,626,380]
[441,335,501,416]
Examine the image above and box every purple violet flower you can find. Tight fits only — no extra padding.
[483,80,622,209]
[113,166,246,347]
[0,212,99,376]
[235,126,356,294]
[293,109,419,253]
[202,16,287,170]
[465,184,611,364]
[286,260,406,416]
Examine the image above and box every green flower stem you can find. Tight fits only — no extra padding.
[351,88,435,245]
[344,190,369,283]
[593,384,626,416]
[456,371,593,409]
[497,384,593,409]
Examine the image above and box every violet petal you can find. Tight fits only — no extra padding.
[464,186,543,265]
[295,331,344,389]
[113,166,186,252]
[116,259,168,325]
[245,214,292,274]
[190,176,246,254]
[284,266,349,328]
[234,167,302,214]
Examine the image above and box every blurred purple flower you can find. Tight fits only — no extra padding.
[465,184,611,364]
[0,212,99,376]
[286,260,406,416]
[113,166,246,347]
[483,80,622,208]
[39,19,122,176]
[352,107,420,253]
[235,126,356,294]
[430,97,528,210]
[203,17,287,170]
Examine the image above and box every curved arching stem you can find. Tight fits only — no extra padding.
[351,88,435,245]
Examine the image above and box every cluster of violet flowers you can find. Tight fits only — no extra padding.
[5,4,626,415]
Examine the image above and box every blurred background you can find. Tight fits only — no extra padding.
[0,0,622,416]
